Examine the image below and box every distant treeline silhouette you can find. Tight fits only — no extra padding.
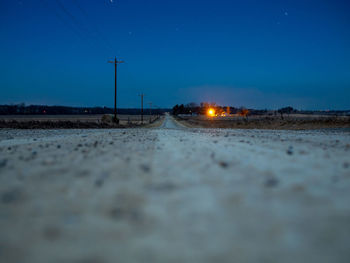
[172,102,283,116]
[0,104,170,115]
[172,103,350,116]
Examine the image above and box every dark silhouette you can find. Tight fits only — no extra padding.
[108,57,124,123]
[278,106,295,119]
[0,104,169,115]
[139,94,145,124]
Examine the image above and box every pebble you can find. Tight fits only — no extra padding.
[219,161,229,168]
[150,182,177,192]
[94,173,109,188]
[42,157,55,165]
[95,178,104,187]
[64,214,80,225]
[264,177,279,188]
[140,164,151,172]
[1,189,22,204]
[109,207,142,222]
[43,226,61,241]
[0,159,7,168]
[332,176,339,183]
[291,184,305,192]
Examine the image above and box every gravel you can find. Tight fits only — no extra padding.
[0,115,350,263]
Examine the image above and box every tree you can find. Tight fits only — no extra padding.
[172,104,179,115]
[178,104,185,114]
[278,106,294,120]
[239,107,249,120]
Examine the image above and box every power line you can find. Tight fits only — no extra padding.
[71,0,115,52]
[41,0,118,54]
[55,0,85,31]
[39,0,84,40]
[54,0,112,52]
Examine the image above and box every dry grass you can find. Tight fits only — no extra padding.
[0,115,162,129]
[175,114,350,130]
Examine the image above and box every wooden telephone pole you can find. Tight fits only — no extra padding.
[138,93,145,124]
[108,57,124,123]
[148,102,153,123]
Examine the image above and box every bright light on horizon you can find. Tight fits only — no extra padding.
[208,108,215,117]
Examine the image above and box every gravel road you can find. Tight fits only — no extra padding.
[1,115,350,263]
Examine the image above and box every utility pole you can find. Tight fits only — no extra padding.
[108,57,124,123]
[148,102,153,123]
[138,93,145,124]
[153,105,159,120]
[156,106,160,119]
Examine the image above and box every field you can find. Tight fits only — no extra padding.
[176,114,350,130]
[0,115,161,128]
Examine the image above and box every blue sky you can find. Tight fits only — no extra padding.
[1,0,349,109]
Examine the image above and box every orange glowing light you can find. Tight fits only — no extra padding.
[208,108,216,117]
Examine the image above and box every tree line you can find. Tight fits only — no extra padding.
[172,102,270,116]
[0,104,168,115]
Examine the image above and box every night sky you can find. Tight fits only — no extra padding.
[1,0,349,109]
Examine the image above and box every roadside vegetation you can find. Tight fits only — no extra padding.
[172,102,350,130]
[0,114,163,129]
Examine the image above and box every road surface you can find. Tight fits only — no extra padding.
[1,115,350,263]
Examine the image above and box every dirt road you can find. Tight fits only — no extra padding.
[1,115,350,263]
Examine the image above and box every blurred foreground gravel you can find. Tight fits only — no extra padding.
[1,115,350,263]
